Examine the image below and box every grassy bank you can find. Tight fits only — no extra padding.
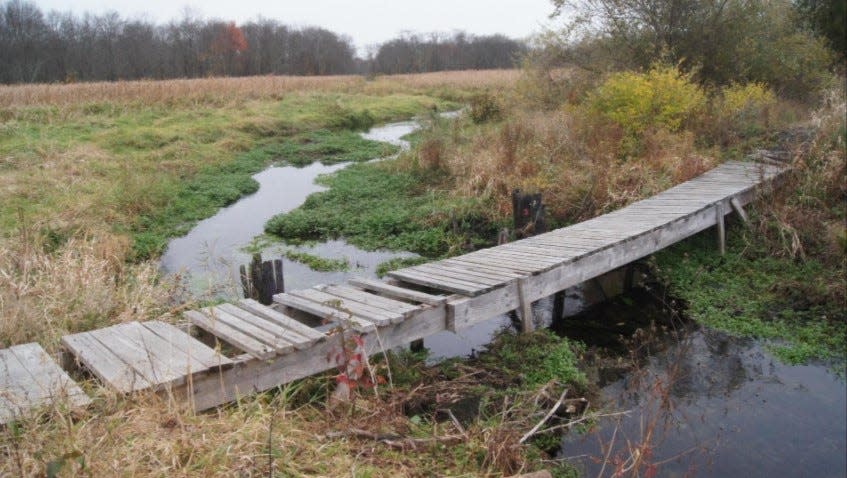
[265,161,501,258]
[657,230,846,363]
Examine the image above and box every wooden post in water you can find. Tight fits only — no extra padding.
[240,254,285,305]
[508,190,548,331]
[511,189,546,239]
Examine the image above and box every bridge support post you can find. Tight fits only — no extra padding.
[517,278,534,333]
[716,204,726,255]
[551,290,565,324]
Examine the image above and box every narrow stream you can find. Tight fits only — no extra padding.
[159,117,437,298]
[556,290,847,477]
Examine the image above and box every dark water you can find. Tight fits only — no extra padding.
[558,295,847,477]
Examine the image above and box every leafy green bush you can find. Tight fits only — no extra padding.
[714,82,778,139]
[589,64,705,154]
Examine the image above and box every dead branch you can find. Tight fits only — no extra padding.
[323,428,463,451]
[519,388,568,444]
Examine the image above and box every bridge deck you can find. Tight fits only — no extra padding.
[388,161,782,296]
[0,160,786,419]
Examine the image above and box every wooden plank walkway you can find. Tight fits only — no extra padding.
[0,343,91,424]
[62,321,232,393]
[0,160,786,419]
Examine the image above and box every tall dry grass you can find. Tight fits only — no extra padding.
[0,227,175,350]
[0,70,519,108]
[756,81,846,261]
[412,107,717,222]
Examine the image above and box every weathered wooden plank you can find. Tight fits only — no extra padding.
[213,304,304,351]
[185,310,276,360]
[387,268,491,295]
[289,288,401,325]
[0,344,90,423]
[236,299,326,342]
[62,331,152,393]
[347,278,446,306]
[11,345,83,400]
[468,249,560,267]
[204,306,295,353]
[316,285,420,316]
[439,258,531,277]
[141,321,233,369]
[273,292,379,331]
[445,255,540,274]
[429,260,526,281]
[86,325,186,387]
[410,263,507,286]
[217,303,311,349]
[460,255,553,275]
[117,322,215,376]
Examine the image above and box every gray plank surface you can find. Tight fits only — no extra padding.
[0,343,91,423]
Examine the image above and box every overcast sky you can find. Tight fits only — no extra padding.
[32,0,556,54]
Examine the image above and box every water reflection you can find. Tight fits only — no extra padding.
[562,321,846,477]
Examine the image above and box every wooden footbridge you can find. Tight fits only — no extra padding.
[1,160,785,422]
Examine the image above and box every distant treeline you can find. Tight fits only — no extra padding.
[0,0,525,84]
[371,33,527,75]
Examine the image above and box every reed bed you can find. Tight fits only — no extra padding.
[0,70,519,108]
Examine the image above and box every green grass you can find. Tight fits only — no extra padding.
[0,92,457,252]
[480,329,588,390]
[656,227,847,364]
[278,130,398,166]
[265,162,500,258]
[283,250,349,272]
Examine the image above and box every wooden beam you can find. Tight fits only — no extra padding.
[517,278,534,333]
[179,303,447,411]
[730,196,750,226]
[716,203,726,255]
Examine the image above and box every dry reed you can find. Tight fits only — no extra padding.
[0,70,520,108]
[0,228,176,350]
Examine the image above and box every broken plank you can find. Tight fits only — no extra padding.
[347,278,446,306]
[236,299,326,342]
[273,293,379,331]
